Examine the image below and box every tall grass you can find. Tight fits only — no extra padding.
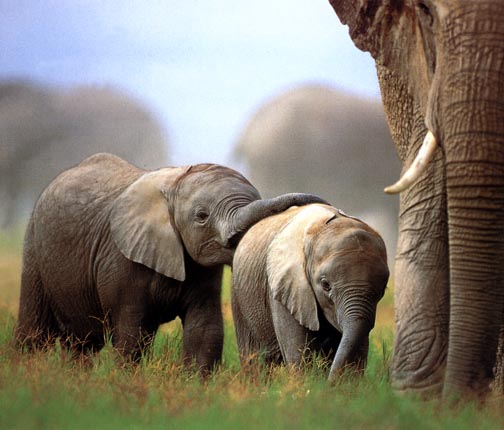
[2,312,503,430]
[1,228,504,429]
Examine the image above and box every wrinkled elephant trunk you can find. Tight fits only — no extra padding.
[328,320,370,383]
[231,193,328,240]
[437,5,504,398]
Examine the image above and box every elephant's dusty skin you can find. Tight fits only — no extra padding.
[15,153,326,373]
[330,0,504,399]
[231,204,389,381]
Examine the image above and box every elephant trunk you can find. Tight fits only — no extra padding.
[439,6,504,398]
[231,193,328,241]
[328,319,370,383]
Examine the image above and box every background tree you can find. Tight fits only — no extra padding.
[0,80,169,227]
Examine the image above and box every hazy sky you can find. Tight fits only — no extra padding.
[1,1,380,167]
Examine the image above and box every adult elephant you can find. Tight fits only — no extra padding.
[235,84,400,268]
[0,80,168,227]
[329,0,504,399]
[16,153,326,372]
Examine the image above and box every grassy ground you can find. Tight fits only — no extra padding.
[1,227,504,429]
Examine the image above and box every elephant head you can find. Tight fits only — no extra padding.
[110,163,327,281]
[267,205,389,380]
[330,0,504,397]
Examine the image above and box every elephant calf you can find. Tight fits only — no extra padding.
[231,204,389,380]
[15,152,326,372]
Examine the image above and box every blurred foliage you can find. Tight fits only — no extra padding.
[235,84,401,269]
[0,80,170,227]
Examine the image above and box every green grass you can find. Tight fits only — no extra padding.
[1,228,504,429]
[1,309,504,430]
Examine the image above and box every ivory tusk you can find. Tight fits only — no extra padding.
[384,131,437,194]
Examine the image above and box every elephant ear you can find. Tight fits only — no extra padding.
[110,167,187,282]
[329,0,388,59]
[266,204,339,331]
[329,1,431,110]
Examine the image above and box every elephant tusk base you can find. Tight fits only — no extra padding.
[384,131,437,194]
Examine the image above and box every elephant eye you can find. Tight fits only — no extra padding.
[320,278,331,292]
[194,209,209,224]
[417,1,434,27]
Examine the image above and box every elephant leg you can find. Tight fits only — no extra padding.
[16,254,60,350]
[112,309,154,362]
[391,151,450,394]
[56,329,106,364]
[175,267,224,375]
[180,296,224,375]
[493,323,504,394]
[231,291,282,366]
[310,315,343,369]
[270,297,314,366]
[180,304,223,374]
[231,291,261,365]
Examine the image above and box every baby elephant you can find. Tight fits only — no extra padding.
[231,204,389,381]
[16,153,326,372]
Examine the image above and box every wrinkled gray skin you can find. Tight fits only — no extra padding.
[330,0,504,399]
[16,153,326,372]
[232,204,389,380]
[0,80,168,227]
[235,84,400,268]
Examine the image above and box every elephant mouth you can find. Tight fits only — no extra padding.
[224,231,244,249]
[198,238,234,266]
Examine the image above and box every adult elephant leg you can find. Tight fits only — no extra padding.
[391,138,450,395]
[439,6,504,398]
[377,66,450,394]
[444,139,504,397]
[494,325,504,394]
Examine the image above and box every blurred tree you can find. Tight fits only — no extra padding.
[0,80,169,227]
[235,84,401,266]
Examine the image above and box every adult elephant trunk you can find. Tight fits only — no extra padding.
[328,319,370,383]
[437,6,504,397]
[230,193,328,242]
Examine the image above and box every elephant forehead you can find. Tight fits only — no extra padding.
[295,204,338,226]
[324,216,380,240]
[313,226,386,259]
[180,164,253,187]
[179,175,259,203]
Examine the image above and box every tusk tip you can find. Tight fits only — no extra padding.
[384,185,400,195]
[383,130,438,195]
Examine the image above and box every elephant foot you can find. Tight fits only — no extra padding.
[392,381,444,400]
[391,366,445,399]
